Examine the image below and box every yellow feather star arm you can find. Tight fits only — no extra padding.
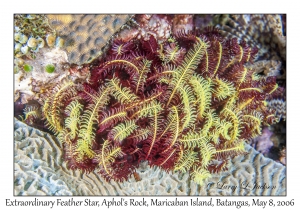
[124,91,162,111]
[243,111,263,137]
[76,139,96,161]
[51,80,76,133]
[134,59,152,93]
[199,141,216,168]
[23,105,40,121]
[203,46,209,72]
[220,105,243,143]
[268,83,279,94]
[110,120,138,143]
[208,129,221,144]
[100,110,128,126]
[65,100,83,139]
[215,119,233,141]
[174,150,198,173]
[236,67,249,88]
[213,77,236,101]
[159,148,177,167]
[239,87,262,93]
[42,98,58,134]
[190,75,212,119]
[238,96,255,110]
[215,141,246,156]
[162,106,180,152]
[212,41,222,76]
[131,100,163,119]
[57,129,71,144]
[102,59,139,74]
[179,131,208,148]
[167,38,208,106]
[178,84,197,130]
[76,86,110,159]
[146,108,159,159]
[201,109,218,136]
[191,167,212,186]
[128,128,151,142]
[158,105,178,140]
[107,77,139,104]
[96,140,124,178]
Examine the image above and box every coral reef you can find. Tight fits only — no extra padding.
[172,15,194,35]
[13,14,286,196]
[14,47,69,104]
[41,27,284,185]
[118,15,199,43]
[250,122,286,165]
[120,15,172,43]
[251,127,274,155]
[268,120,286,164]
[267,99,286,121]
[46,14,133,65]
[13,15,77,105]
[14,119,286,195]
[14,15,58,60]
[14,119,72,195]
[214,15,286,62]
[14,15,54,39]
[194,15,214,30]
[211,15,287,163]
[248,60,285,79]
[279,147,286,165]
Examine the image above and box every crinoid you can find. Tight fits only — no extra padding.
[43,27,284,184]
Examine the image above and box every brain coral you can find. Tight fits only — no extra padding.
[46,14,133,65]
[214,14,286,62]
[41,27,284,186]
[14,119,72,195]
[14,119,286,195]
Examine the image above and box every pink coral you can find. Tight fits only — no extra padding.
[172,14,194,35]
[252,127,274,155]
[118,15,175,43]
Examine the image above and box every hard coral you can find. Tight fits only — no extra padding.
[249,59,284,79]
[127,14,172,43]
[43,27,284,185]
[120,15,196,43]
[47,14,133,65]
[214,14,286,62]
[172,15,194,35]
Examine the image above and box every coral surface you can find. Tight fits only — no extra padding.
[14,119,72,195]
[14,119,286,195]
[267,99,286,121]
[214,15,286,62]
[249,60,285,79]
[46,14,133,65]
[118,15,199,43]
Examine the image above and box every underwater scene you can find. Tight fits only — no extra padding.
[14,14,286,196]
